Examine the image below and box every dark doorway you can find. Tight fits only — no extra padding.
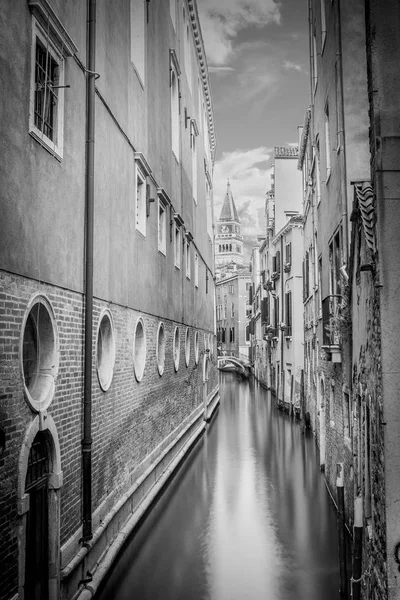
[25,431,49,600]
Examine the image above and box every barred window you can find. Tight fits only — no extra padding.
[34,38,59,141]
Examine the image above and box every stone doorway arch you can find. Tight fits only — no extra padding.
[17,415,62,600]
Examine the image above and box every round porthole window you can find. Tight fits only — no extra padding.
[133,318,146,382]
[156,322,166,376]
[173,326,180,371]
[194,331,199,365]
[21,295,59,412]
[97,310,115,391]
[185,328,190,367]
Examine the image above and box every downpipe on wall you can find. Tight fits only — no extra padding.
[82,0,96,545]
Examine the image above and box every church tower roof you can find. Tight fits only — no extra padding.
[219,180,239,222]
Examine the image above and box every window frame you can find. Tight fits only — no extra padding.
[174,223,181,269]
[135,164,147,236]
[194,252,199,288]
[170,50,181,161]
[29,18,65,159]
[130,0,146,87]
[185,238,191,279]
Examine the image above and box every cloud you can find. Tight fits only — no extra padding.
[213,147,273,258]
[283,60,304,72]
[198,0,281,66]
[209,66,235,74]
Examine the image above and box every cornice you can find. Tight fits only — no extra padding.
[187,1,216,164]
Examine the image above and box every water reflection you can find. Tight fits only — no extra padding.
[96,374,339,600]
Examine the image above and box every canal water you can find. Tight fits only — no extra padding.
[96,373,340,600]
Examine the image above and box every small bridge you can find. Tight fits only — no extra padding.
[217,355,251,378]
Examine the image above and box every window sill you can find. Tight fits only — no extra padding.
[326,169,331,184]
[158,248,166,257]
[135,228,146,239]
[172,150,180,165]
[29,129,62,161]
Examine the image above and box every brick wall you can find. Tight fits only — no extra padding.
[0,271,217,598]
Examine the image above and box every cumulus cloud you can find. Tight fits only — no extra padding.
[198,0,281,66]
[283,60,304,72]
[213,147,273,258]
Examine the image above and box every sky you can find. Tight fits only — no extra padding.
[197,0,310,259]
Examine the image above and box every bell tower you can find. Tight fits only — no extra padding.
[215,180,244,269]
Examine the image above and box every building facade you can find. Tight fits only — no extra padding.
[250,147,304,414]
[214,181,244,269]
[0,2,218,599]
[215,182,250,358]
[304,1,400,597]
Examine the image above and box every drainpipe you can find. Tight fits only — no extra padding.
[82,0,96,543]
[336,0,349,261]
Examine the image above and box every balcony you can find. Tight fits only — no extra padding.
[322,295,342,363]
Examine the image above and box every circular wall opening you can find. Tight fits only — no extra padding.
[173,326,180,371]
[194,331,199,365]
[156,322,166,376]
[97,310,115,391]
[133,318,146,382]
[21,296,59,412]
[185,328,190,367]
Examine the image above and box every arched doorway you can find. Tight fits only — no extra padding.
[318,377,326,471]
[25,431,50,600]
[18,416,62,600]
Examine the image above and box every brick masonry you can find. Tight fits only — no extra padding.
[0,270,218,599]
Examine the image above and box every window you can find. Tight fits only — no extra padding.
[135,165,146,235]
[231,303,235,318]
[312,31,318,91]
[194,253,199,288]
[173,326,180,371]
[185,239,191,278]
[97,310,115,391]
[324,104,331,179]
[229,285,234,294]
[170,50,181,160]
[343,388,351,440]
[174,224,181,268]
[158,199,167,254]
[130,0,145,85]
[30,19,65,158]
[191,127,197,203]
[315,140,321,204]
[206,176,213,239]
[285,242,292,267]
[133,318,146,382]
[320,0,326,51]
[185,328,190,366]
[285,291,292,336]
[183,7,192,91]
[22,295,59,411]
[329,231,342,297]
[156,322,166,375]
[169,0,176,29]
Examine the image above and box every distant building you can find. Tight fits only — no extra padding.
[215,181,244,269]
[215,181,250,357]
[251,146,304,412]
[0,2,218,599]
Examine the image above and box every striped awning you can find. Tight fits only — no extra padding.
[353,181,376,254]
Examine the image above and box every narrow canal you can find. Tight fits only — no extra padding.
[97,373,340,600]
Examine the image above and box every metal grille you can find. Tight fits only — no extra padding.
[26,432,49,491]
[34,38,59,141]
